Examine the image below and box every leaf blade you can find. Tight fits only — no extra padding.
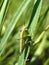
[28,0,42,34]
[0,0,30,56]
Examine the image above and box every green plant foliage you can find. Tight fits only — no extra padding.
[0,0,49,65]
[28,0,42,34]
[0,0,30,56]
[0,0,9,34]
[18,49,25,65]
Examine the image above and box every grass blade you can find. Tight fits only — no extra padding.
[28,0,42,34]
[30,35,47,64]
[0,0,9,24]
[17,46,30,65]
[0,0,9,34]
[18,49,25,65]
[0,0,30,56]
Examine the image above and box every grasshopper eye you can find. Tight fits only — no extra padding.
[20,30,22,32]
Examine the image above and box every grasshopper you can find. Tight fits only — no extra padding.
[20,26,31,53]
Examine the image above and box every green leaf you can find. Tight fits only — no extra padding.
[0,0,9,34]
[44,58,49,65]
[0,0,30,56]
[25,46,30,62]
[28,0,42,34]
[0,0,9,24]
[17,46,30,65]
[0,0,3,8]
[18,49,25,65]
[30,35,47,64]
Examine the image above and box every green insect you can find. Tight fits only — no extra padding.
[20,26,31,53]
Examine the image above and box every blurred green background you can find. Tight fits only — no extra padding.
[0,0,49,65]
